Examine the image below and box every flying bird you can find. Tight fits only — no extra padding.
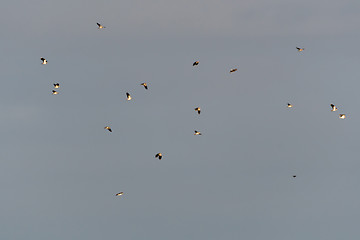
[194,130,202,135]
[194,107,201,115]
[52,90,58,95]
[296,47,304,52]
[230,68,237,73]
[330,104,338,112]
[126,92,132,101]
[339,114,346,119]
[53,83,60,89]
[293,175,297,178]
[115,192,124,196]
[97,23,105,29]
[104,126,112,132]
[155,153,162,160]
[41,58,47,64]
[287,103,293,108]
[193,61,199,66]
[140,83,148,90]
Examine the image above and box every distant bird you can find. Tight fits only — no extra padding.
[194,107,201,115]
[193,61,199,66]
[339,114,346,119]
[140,83,148,90]
[330,104,338,112]
[53,83,60,89]
[97,23,105,29]
[104,126,112,132]
[194,130,202,135]
[155,153,162,160]
[115,192,124,196]
[296,47,304,52]
[230,68,237,73]
[52,90,58,95]
[41,58,47,65]
[126,92,132,101]
[293,175,297,178]
[287,103,293,108]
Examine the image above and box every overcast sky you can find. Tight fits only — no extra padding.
[1,0,360,239]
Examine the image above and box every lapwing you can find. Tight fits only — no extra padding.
[140,83,148,90]
[97,23,105,29]
[331,104,338,112]
[194,107,201,115]
[339,114,346,119]
[193,61,199,66]
[104,126,112,132]
[194,130,202,135]
[41,58,47,65]
[115,192,124,196]
[287,103,293,108]
[155,153,162,160]
[126,92,132,101]
[230,68,237,73]
[52,90,58,95]
[53,83,60,89]
[296,47,304,52]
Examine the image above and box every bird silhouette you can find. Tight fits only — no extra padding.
[194,107,201,115]
[193,61,199,66]
[140,83,148,90]
[126,92,132,101]
[104,126,112,132]
[97,23,105,29]
[330,104,338,112]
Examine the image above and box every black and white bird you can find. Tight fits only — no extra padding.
[97,23,105,29]
[230,68,238,73]
[194,107,201,115]
[141,83,148,90]
[293,175,297,178]
[193,61,199,66]
[194,130,202,135]
[52,90,58,95]
[53,83,60,89]
[115,192,124,196]
[126,92,132,101]
[296,47,304,52]
[287,103,293,108]
[41,58,47,65]
[330,104,338,112]
[104,126,112,132]
[155,153,162,160]
[339,114,346,119]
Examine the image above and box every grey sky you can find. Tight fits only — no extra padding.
[1,0,360,239]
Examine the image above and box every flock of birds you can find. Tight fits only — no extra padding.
[38,23,347,196]
[287,100,345,119]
